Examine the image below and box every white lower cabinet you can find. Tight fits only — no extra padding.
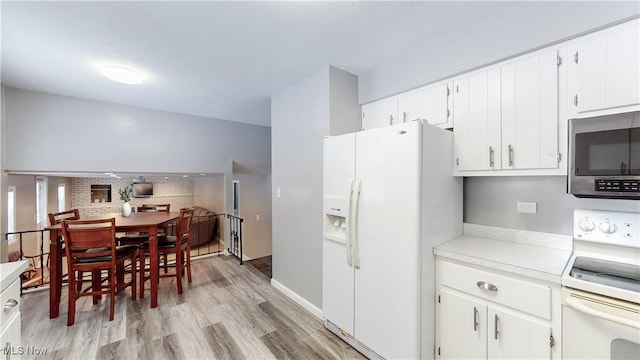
[439,288,487,359]
[1,278,22,360]
[436,259,557,360]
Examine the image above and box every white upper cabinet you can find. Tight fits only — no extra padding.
[398,80,453,128]
[361,97,399,130]
[568,19,640,116]
[454,48,561,175]
[453,68,501,171]
[501,49,560,170]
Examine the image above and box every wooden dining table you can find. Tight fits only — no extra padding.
[46,211,179,319]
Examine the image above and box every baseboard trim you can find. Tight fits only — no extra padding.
[270,278,323,319]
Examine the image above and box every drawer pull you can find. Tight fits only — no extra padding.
[477,281,498,292]
[494,314,500,340]
[473,307,479,332]
[4,298,18,311]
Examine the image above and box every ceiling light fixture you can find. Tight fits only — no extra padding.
[101,66,143,85]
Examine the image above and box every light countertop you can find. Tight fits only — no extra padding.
[1,261,28,290]
[435,224,573,284]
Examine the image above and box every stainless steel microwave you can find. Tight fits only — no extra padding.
[568,111,639,200]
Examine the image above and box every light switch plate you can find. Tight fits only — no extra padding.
[517,201,537,214]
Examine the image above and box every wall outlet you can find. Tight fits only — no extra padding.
[517,201,538,214]
[256,214,260,222]
[276,187,281,198]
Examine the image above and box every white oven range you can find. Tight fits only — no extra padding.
[561,209,640,359]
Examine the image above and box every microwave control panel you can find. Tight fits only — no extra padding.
[595,179,640,192]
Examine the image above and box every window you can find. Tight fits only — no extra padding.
[7,186,16,242]
[233,180,240,216]
[58,183,66,212]
[36,177,48,229]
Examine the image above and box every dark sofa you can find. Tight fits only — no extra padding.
[190,206,219,247]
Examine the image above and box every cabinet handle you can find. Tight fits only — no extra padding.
[489,146,494,168]
[389,115,393,126]
[473,307,479,332]
[477,281,498,292]
[4,298,18,311]
[508,145,514,167]
[403,112,407,123]
[494,314,500,340]
[574,94,579,107]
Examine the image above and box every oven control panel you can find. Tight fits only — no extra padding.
[574,209,639,248]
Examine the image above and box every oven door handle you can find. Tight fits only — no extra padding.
[565,296,639,329]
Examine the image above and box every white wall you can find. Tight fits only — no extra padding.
[3,88,270,175]
[69,176,194,216]
[358,3,639,105]
[271,66,359,308]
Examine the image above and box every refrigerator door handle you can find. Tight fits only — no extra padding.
[351,178,362,269]
[345,180,354,267]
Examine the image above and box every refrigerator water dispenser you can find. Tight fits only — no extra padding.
[324,196,349,243]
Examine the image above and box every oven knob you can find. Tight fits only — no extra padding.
[599,222,617,234]
[578,219,595,232]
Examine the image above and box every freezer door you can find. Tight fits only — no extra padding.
[354,122,422,359]
[322,133,356,335]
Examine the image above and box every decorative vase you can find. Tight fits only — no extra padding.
[122,202,132,217]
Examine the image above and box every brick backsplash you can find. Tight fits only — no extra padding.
[71,176,193,217]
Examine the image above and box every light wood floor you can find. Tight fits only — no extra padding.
[20,255,366,360]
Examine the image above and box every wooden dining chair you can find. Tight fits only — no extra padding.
[48,209,80,225]
[139,208,193,298]
[119,203,172,271]
[61,218,138,326]
[49,209,90,291]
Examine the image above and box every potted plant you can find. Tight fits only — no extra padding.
[118,186,133,217]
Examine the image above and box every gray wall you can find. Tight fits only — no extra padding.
[3,88,270,175]
[271,66,359,308]
[358,3,639,105]
[235,173,272,259]
[464,176,640,235]
[193,175,225,214]
[1,86,6,262]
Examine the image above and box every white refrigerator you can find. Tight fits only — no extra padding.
[322,121,462,359]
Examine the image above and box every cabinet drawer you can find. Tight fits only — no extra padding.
[439,261,551,319]
[1,278,21,326]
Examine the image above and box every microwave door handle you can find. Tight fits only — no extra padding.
[621,162,626,175]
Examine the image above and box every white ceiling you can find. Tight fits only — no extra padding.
[2,1,639,128]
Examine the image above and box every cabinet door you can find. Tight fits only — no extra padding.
[487,308,551,360]
[399,82,452,128]
[453,69,501,171]
[571,21,640,113]
[361,98,398,130]
[0,312,21,359]
[501,49,559,170]
[440,289,487,360]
